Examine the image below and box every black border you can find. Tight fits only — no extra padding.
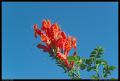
[1,0,119,81]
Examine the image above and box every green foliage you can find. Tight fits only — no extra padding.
[48,46,116,79]
[111,78,118,80]
[109,66,116,71]
[67,56,80,63]
[67,56,75,61]
[55,58,69,73]
[87,66,92,72]
[57,64,68,73]
[68,68,75,79]
[63,46,116,79]
[102,65,116,78]
[100,59,108,65]
[34,21,116,80]
[90,46,104,58]
[84,46,116,79]
[91,75,99,79]
[85,58,92,65]
[80,63,86,70]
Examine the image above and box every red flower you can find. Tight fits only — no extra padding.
[33,24,42,38]
[61,32,67,39]
[57,52,71,68]
[37,44,50,52]
[57,52,67,60]
[33,19,77,69]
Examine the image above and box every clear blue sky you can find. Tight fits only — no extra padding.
[2,2,118,79]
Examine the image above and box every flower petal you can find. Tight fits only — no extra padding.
[61,32,67,39]
[57,52,67,60]
[33,24,42,38]
[37,44,50,52]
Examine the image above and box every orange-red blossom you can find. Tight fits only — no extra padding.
[33,19,77,69]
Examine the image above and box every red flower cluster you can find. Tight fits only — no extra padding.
[33,19,77,69]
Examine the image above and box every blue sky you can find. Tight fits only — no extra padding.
[2,2,118,79]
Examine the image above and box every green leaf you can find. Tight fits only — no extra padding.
[103,71,111,78]
[90,57,95,61]
[75,56,80,61]
[81,57,86,62]
[91,46,104,58]
[107,71,111,75]
[90,54,96,58]
[49,54,53,57]
[80,64,86,70]
[57,64,68,73]
[94,46,100,51]
[52,48,57,55]
[99,47,104,53]
[56,60,67,72]
[63,67,68,73]
[68,68,74,78]
[76,61,81,66]
[101,60,108,65]
[91,66,96,70]
[90,50,98,58]
[67,56,75,61]
[85,59,92,65]
[91,50,97,55]
[96,54,101,58]
[104,73,108,78]
[103,65,112,77]
[57,64,62,67]
[87,66,92,72]
[104,65,109,70]
[111,78,118,80]
[103,65,109,74]
[91,75,98,79]
[96,60,101,64]
[109,66,116,71]
[51,56,56,60]
[67,56,80,63]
